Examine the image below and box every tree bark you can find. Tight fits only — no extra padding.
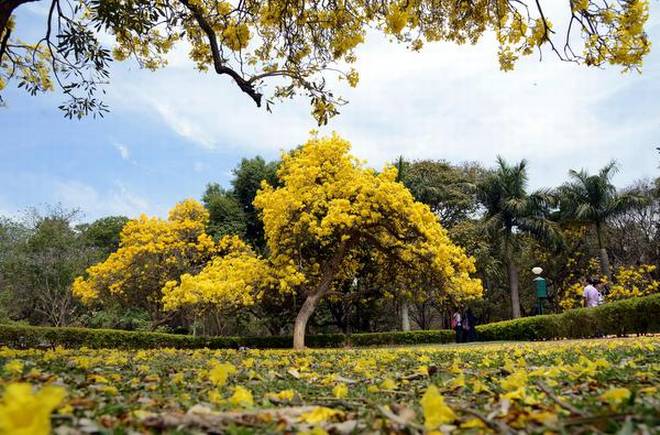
[508,260,521,318]
[401,301,411,331]
[595,223,610,277]
[292,241,349,350]
[293,291,324,349]
[505,237,521,319]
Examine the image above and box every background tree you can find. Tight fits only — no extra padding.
[231,156,278,251]
[73,199,217,326]
[0,207,98,326]
[403,160,485,228]
[0,0,650,122]
[78,216,129,254]
[478,157,559,318]
[558,161,647,277]
[202,183,247,240]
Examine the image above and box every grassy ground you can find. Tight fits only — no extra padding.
[0,337,658,434]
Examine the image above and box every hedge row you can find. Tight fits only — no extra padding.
[0,322,454,350]
[476,293,660,341]
[0,295,657,349]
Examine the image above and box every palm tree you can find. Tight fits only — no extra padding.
[478,157,559,318]
[557,161,647,277]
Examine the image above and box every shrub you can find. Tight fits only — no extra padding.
[477,294,660,340]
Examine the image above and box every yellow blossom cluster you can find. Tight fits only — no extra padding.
[254,133,483,303]
[607,264,658,301]
[72,199,217,311]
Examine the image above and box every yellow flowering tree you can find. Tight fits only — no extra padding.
[1,0,651,122]
[254,133,482,348]
[72,199,217,322]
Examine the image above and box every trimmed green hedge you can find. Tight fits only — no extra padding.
[476,294,660,341]
[0,295,657,349]
[0,323,454,350]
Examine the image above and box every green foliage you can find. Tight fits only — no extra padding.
[231,156,278,250]
[202,183,247,239]
[79,216,129,253]
[402,160,485,228]
[0,207,99,326]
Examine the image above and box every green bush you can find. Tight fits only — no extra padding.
[477,294,660,340]
[1,294,657,349]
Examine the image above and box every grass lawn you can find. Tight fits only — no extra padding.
[1,337,658,433]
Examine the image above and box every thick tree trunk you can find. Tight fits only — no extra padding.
[292,241,349,350]
[293,291,324,349]
[401,301,410,331]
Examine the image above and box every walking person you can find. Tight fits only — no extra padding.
[583,277,602,308]
[451,310,463,343]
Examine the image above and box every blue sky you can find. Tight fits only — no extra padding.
[1,2,659,221]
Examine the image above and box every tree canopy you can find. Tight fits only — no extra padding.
[0,0,651,123]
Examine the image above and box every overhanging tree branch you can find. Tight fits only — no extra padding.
[177,0,262,107]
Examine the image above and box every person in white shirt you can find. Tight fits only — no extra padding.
[583,278,602,308]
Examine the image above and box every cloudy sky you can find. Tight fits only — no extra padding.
[1,2,659,221]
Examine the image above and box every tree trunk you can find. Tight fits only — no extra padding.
[595,223,610,277]
[504,235,521,319]
[599,247,610,278]
[508,260,521,318]
[293,291,324,350]
[401,301,410,332]
[292,241,349,350]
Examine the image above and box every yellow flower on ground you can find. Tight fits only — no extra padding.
[3,360,23,376]
[420,385,456,430]
[299,407,343,424]
[380,378,397,390]
[599,387,631,408]
[228,386,253,408]
[500,370,528,391]
[332,383,348,399]
[209,362,237,387]
[0,383,65,435]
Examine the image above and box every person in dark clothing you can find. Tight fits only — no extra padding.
[451,310,463,343]
[465,308,478,342]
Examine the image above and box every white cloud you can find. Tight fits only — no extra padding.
[114,143,131,161]
[53,180,152,220]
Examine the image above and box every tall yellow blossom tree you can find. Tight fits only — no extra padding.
[0,0,651,122]
[165,133,482,348]
[72,199,217,322]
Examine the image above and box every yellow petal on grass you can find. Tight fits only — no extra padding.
[208,362,237,387]
[461,417,487,429]
[332,383,348,399]
[299,406,343,424]
[500,370,528,391]
[228,386,254,408]
[0,383,65,435]
[599,387,631,408]
[420,385,456,430]
[270,389,296,402]
[380,378,397,390]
